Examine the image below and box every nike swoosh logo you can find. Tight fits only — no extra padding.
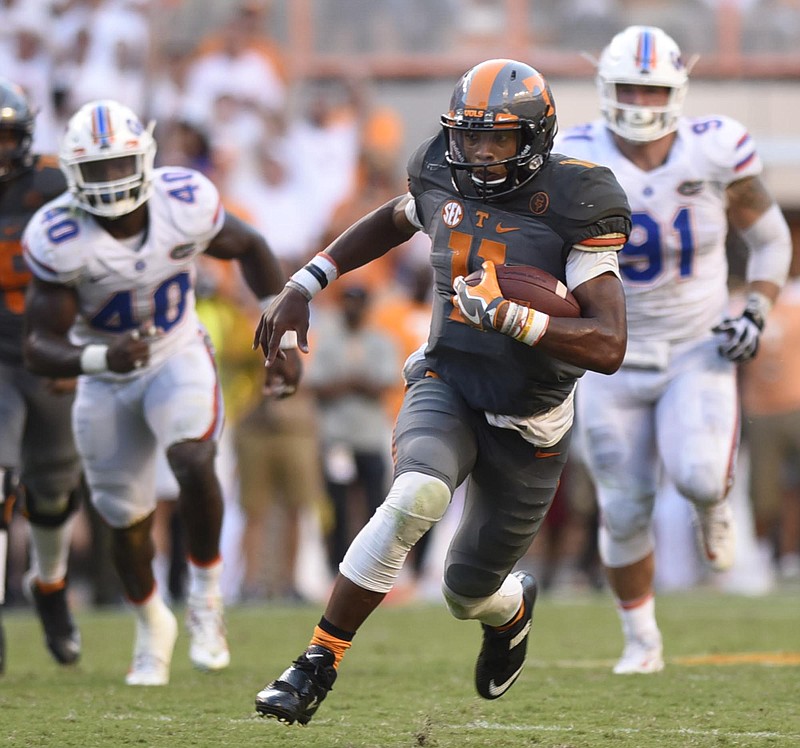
[306,653,325,660]
[496,224,520,233]
[535,450,561,458]
[487,664,525,697]
[456,296,483,326]
[89,273,110,283]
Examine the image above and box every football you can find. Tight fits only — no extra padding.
[465,264,581,318]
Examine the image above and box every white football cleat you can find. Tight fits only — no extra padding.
[613,636,664,675]
[693,500,736,572]
[125,607,178,686]
[187,598,230,672]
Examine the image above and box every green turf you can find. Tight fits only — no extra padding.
[1,590,798,747]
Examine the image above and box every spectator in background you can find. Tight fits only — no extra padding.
[182,1,286,130]
[146,43,194,127]
[235,379,330,603]
[306,285,398,574]
[155,118,214,177]
[318,96,407,297]
[0,6,61,152]
[740,248,800,583]
[224,108,331,268]
[51,0,151,115]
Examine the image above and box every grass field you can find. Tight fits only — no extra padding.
[1,590,798,748]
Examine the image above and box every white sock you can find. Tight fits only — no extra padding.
[133,590,171,625]
[29,518,75,584]
[187,558,223,606]
[617,594,661,644]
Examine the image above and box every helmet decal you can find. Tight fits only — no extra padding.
[90,104,115,148]
[635,29,656,72]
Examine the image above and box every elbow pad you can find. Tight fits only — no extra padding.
[744,203,792,287]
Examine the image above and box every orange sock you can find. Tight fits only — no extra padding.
[35,578,67,595]
[310,625,352,669]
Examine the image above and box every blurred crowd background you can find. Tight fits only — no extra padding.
[2,0,799,609]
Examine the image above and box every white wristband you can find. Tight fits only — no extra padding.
[279,330,298,350]
[288,252,339,300]
[80,344,109,374]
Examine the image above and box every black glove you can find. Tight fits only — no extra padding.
[713,296,767,363]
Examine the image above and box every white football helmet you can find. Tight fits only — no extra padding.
[597,26,689,143]
[59,100,156,218]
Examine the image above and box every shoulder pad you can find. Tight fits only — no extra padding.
[32,158,68,202]
[151,167,225,244]
[407,133,447,198]
[535,156,631,247]
[681,115,762,182]
[547,155,631,224]
[23,197,86,284]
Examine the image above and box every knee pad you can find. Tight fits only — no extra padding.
[673,465,728,508]
[442,572,522,627]
[597,492,655,568]
[340,471,451,593]
[22,481,83,529]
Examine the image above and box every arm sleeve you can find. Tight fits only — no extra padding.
[566,248,620,291]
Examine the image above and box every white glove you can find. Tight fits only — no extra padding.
[713,294,767,363]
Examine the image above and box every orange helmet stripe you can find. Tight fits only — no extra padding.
[463,59,508,110]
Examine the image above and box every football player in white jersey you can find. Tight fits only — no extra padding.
[556,26,791,674]
[21,100,300,686]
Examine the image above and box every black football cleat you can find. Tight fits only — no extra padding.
[255,644,337,725]
[29,578,81,665]
[475,571,537,700]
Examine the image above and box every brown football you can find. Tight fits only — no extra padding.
[465,264,581,318]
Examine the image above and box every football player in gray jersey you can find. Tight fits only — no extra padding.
[253,59,631,724]
[0,78,83,671]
